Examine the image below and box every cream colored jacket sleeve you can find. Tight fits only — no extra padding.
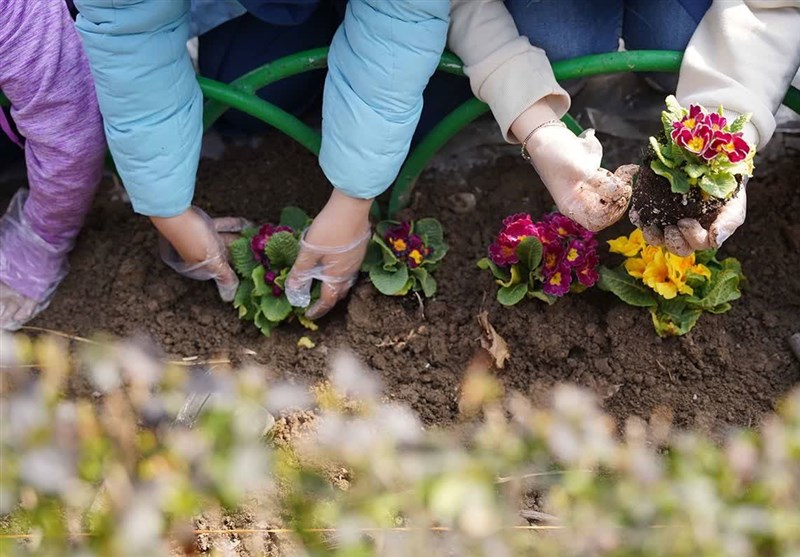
[448,0,570,143]
[677,0,800,149]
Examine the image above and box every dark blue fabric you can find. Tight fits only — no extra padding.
[236,0,320,26]
[199,2,340,134]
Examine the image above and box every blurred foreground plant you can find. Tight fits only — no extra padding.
[1,333,798,557]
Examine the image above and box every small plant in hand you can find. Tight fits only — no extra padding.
[630,96,755,230]
[361,218,448,297]
[478,212,599,306]
[599,229,745,336]
[229,207,319,335]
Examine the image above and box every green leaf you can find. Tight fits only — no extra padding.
[649,136,675,168]
[694,249,717,266]
[699,172,738,199]
[477,258,511,282]
[728,112,752,133]
[698,269,741,310]
[413,218,444,247]
[260,294,293,322]
[704,302,732,315]
[242,227,259,240]
[497,283,527,306]
[516,236,543,272]
[230,237,258,277]
[650,159,690,194]
[372,235,399,269]
[650,298,702,337]
[279,206,310,230]
[530,290,557,305]
[266,231,300,269]
[375,220,397,239]
[254,311,276,336]
[683,163,707,179]
[361,242,383,272]
[411,267,437,298]
[252,266,269,297]
[598,267,657,308]
[233,281,255,319]
[369,265,409,296]
[720,257,743,276]
[424,241,449,264]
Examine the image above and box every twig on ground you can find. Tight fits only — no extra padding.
[519,510,559,524]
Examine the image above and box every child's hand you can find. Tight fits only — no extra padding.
[285,190,372,319]
[525,126,635,232]
[153,207,250,302]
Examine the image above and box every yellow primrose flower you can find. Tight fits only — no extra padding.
[608,229,646,257]
[641,248,679,299]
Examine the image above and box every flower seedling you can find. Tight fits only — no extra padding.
[361,219,448,297]
[630,96,755,230]
[228,207,319,336]
[600,229,745,336]
[478,212,599,306]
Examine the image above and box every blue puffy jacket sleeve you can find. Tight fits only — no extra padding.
[319,0,449,199]
[75,0,202,217]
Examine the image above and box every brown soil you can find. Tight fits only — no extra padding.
[630,149,733,230]
[16,131,800,435]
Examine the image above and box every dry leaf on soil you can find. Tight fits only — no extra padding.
[477,311,509,369]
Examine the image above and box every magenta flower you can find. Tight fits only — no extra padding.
[576,252,599,287]
[250,223,293,264]
[563,240,586,268]
[706,112,727,132]
[384,221,431,268]
[488,213,538,267]
[542,263,572,297]
[703,130,750,163]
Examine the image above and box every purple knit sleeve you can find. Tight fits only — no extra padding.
[0,0,106,301]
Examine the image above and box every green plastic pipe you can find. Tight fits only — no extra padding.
[198,76,321,155]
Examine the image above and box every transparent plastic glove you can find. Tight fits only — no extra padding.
[285,227,372,320]
[631,178,748,256]
[526,126,636,232]
[157,207,250,302]
[0,189,72,330]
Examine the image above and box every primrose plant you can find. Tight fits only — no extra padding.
[599,229,745,336]
[229,207,319,335]
[362,219,448,298]
[478,212,599,305]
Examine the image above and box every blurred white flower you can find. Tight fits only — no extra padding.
[119,495,164,556]
[264,382,313,413]
[330,350,380,401]
[89,357,123,393]
[20,447,74,494]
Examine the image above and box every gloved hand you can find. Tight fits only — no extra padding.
[631,177,748,256]
[285,190,372,320]
[154,206,250,302]
[524,124,637,232]
[0,189,71,330]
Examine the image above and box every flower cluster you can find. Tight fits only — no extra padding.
[671,104,750,163]
[250,223,293,297]
[608,229,710,299]
[485,212,598,299]
[385,221,433,268]
[229,207,317,336]
[600,230,744,336]
[646,96,755,200]
[363,218,448,298]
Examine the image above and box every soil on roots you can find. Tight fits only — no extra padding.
[23,131,800,434]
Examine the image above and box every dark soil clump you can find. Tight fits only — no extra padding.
[630,149,735,230]
[13,131,800,435]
